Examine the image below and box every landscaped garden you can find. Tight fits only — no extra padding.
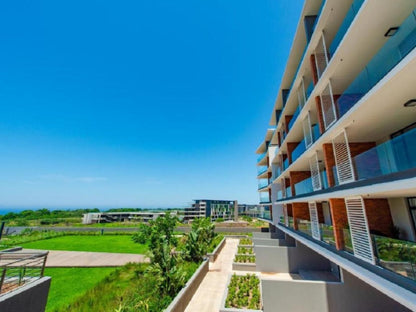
[225,274,261,310]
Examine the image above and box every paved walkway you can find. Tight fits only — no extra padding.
[185,238,239,312]
[23,249,147,267]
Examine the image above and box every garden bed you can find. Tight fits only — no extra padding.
[237,246,254,255]
[220,274,262,312]
[239,238,252,246]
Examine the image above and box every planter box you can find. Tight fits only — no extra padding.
[238,244,253,248]
[207,237,226,262]
[164,259,209,312]
[219,274,263,312]
[232,262,257,272]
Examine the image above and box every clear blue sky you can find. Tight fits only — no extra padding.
[0,0,302,210]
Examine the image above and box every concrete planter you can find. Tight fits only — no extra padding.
[164,259,209,312]
[238,244,253,248]
[219,274,263,312]
[207,237,226,262]
[232,262,257,272]
[0,277,51,312]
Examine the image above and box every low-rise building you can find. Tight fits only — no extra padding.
[183,199,237,222]
[82,211,176,224]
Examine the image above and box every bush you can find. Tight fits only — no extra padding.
[226,274,261,310]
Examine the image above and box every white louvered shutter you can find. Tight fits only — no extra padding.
[332,130,355,184]
[345,197,375,264]
[320,82,337,130]
[302,112,313,148]
[309,153,322,191]
[309,202,321,240]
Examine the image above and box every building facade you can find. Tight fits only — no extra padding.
[255,0,416,310]
[183,199,236,222]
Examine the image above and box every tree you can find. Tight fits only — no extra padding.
[184,218,216,262]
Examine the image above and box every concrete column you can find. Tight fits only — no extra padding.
[329,198,348,250]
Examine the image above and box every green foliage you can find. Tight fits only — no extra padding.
[0,208,100,222]
[239,238,252,245]
[225,274,261,310]
[215,217,224,222]
[237,246,254,255]
[234,255,256,263]
[241,216,253,222]
[131,223,151,244]
[184,218,215,262]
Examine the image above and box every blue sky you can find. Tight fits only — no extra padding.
[0,0,302,210]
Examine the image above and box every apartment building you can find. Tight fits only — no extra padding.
[255,0,416,311]
[183,199,236,222]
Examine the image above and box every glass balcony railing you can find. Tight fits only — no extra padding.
[329,0,365,57]
[257,166,268,176]
[336,9,416,119]
[277,190,283,200]
[283,158,289,171]
[288,106,301,130]
[257,152,267,163]
[312,124,321,143]
[291,139,307,163]
[321,170,329,189]
[318,223,335,246]
[288,216,294,228]
[258,179,269,190]
[373,235,416,281]
[285,186,292,198]
[343,228,354,253]
[306,81,313,98]
[296,219,312,236]
[294,177,313,196]
[259,194,271,204]
[260,210,272,221]
[353,127,416,181]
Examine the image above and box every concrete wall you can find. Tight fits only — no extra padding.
[232,263,256,272]
[262,279,330,312]
[252,232,272,239]
[326,269,411,312]
[255,241,331,273]
[165,260,209,312]
[207,237,226,262]
[0,277,51,312]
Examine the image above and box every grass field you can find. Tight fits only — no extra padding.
[45,267,116,312]
[21,235,148,254]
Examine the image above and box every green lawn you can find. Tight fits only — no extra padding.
[21,235,148,254]
[45,267,116,312]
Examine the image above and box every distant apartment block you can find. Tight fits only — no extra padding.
[82,211,176,224]
[238,204,264,218]
[183,199,237,222]
[255,0,416,311]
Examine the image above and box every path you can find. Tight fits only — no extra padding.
[184,238,239,312]
[23,249,147,267]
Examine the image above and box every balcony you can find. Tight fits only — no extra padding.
[329,0,365,57]
[291,139,307,164]
[285,186,292,198]
[259,193,271,204]
[336,9,416,120]
[257,166,268,176]
[373,235,416,281]
[283,158,289,171]
[259,209,272,221]
[288,106,301,131]
[353,127,416,181]
[294,177,314,196]
[257,152,267,163]
[258,179,269,190]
